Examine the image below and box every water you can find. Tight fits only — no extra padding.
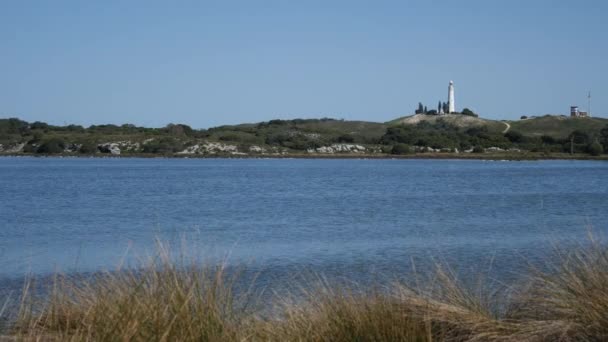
[1,157,607,286]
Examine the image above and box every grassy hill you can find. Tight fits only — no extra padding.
[508,115,608,138]
[209,119,387,146]
[388,114,507,133]
[391,113,608,139]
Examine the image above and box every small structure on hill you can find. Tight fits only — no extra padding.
[570,106,589,117]
[570,92,592,117]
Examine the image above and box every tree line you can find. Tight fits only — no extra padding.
[414,102,477,117]
[1,117,607,156]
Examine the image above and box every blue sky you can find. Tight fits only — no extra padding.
[1,1,606,128]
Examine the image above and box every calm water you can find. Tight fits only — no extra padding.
[1,157,607,285]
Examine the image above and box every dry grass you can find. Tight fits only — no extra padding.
[4,237,608,341]
[508,236,608,341]
[11,243,256,341]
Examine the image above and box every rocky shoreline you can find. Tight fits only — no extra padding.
[1,151,607,161]
[2,138,607,161]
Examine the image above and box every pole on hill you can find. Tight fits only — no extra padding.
[570,135,574,155]
[588,91,592,117]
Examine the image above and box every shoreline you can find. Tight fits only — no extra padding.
[1,152,607,161]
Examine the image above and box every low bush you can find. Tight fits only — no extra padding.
[36,138,66,154]
[391,143,411,155]
[588,141,604,156]
[79,142,99,154]
[142,137,184,154]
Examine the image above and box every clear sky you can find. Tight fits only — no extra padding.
[1,1,606,128]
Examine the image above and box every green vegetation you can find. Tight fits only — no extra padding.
[381,121,510,151]
[588,141,604,156]
[35,138,67,154]
[1,114,608,157]
[391,143,412,155]
[461,108,478,117]
[509,115,608,139]
[388,113,507,133]
[4,238,608,341]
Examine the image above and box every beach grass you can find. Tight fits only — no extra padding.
[3,238,608,341]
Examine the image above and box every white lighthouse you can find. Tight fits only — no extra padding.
[448,80,455,114]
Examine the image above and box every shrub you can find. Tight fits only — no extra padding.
[337,134,355,143]
[587,141,604,156]
[569,130,590,145]
[36,138,66,154]
[380,145,392,154]
[79,142,98,154]
[461,108,478,117]
[541,135,556,144]
[472,146,484,153]
[600,125,608,151]
[505,130,524,143]
[0,118,29,135]
[391,143,411,155]
[164,124,193,136]
[30,121,49,131]
[22,144,37,153]
[142,138,184,154]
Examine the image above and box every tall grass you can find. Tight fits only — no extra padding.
[5,237,608,341]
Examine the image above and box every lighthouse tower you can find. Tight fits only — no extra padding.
[448,80,455,114]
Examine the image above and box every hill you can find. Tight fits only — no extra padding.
[389,114,508,133]
[508,115,608,138]
[0,117,388,156]
[1,114,607,157]
[210,119,387,146]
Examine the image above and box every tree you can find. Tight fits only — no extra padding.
[391,143,411,155]
[600,125,608,151]
[30,121,49,131]
[66,124,85,132]
[588,141,604,156]
[416,102,424,114]
[541,135,556,144]
[164,124,193,136]
[520,115,528,120]
[79,142,98,154]
[337,134,355,143]
[36,138,66,154]
[569,130,589,145]
[461,108,478,117]
[505,130,524,143]
[442,102,449,114]
[424,106,428,114]
[568,130,591,154]
[438,101,442,113]
[142,137,184,154]
[0,118,29,135]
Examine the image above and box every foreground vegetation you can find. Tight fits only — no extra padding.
[2,238,608,341]
[1,114,608,158]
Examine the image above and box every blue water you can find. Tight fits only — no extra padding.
[1,157,607,284]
